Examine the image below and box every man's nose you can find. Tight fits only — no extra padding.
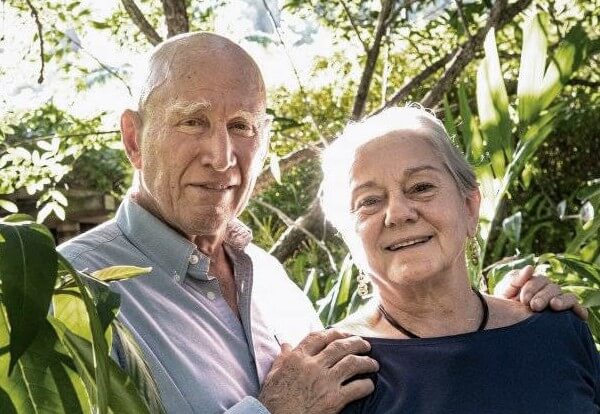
[201,125,236,171]
[384,196,418,227]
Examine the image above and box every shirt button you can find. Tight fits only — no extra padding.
[189,254,199,265]
[174,273,181,282]
[206,291,216,301]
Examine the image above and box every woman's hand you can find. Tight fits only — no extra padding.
[494,265,588,320]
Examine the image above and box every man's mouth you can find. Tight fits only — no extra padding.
[386,236,433,251]
[190,181,237,190]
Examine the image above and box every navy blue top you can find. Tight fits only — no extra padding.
[342,310,600,413]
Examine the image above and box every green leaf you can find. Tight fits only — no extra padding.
[502,211,522,246]
[0,222,57,374]
[269,153,282,185]
[0,200,18,214]
[90,266,152,283]
[112,321,165,414]
[582,290,600,308]
[442,95,458,146]
[517,13,549,125]
[50,318,152,414]
[0,308,90,414]
[58,256,110,414]
[538,23,589,113]
[90,21,110,30]
[555,255,600,285]
[476,28,512,177]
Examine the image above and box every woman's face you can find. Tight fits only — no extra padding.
[349,132,480,289]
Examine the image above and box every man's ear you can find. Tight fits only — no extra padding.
[121,109,143,170]
[466,187,481,237]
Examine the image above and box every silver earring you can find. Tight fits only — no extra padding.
[357,270,370,299]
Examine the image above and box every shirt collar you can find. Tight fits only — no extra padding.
[115,197,253,280]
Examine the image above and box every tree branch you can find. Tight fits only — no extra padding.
[420,0,533,108]
[338,0,369,53]
[454,0,472,40]
[351,0,394,120]
[160,0,189,37]
[25,0,45,83]
[252,145,321,196]
[121,0,163,46]
[261,0,328,146]
[269,199,335,264]
[369,49,457,116]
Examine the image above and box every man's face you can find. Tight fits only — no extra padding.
[131,55,267,240]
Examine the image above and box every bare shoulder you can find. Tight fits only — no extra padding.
[484,295,534,329]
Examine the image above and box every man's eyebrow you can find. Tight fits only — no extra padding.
[166,100,212,117]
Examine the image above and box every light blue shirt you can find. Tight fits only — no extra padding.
[59,198,322,413]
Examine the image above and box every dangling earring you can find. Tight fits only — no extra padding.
[467,235,481,269]
[357,270,371,299]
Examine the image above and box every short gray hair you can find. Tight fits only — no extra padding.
[320,105,477,258]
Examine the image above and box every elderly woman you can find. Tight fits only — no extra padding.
[320,106,599,413]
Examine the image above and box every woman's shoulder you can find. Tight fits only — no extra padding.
[484,295,534,329]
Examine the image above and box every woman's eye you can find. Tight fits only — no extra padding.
[411,183,435,193]
[356,197,380,209]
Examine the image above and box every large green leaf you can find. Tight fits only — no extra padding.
[58,256,110,414]
[112,321,165,414]
[50,318,152,414]
[0,306,90,414]
[0,220,58,374]
[517,13,549,125]
[538,23,589,113]
[476,28,512,178]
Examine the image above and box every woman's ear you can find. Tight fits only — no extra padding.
[121,109,143,170]
[465,188,481,237]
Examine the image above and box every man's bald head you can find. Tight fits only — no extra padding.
[137,32,266,117]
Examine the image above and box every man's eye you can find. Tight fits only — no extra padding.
[181,118,207,127]
[230,122,255,137]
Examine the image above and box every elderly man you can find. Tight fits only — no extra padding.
[59,32,584,414]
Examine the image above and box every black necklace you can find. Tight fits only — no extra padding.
[378,288,489,339]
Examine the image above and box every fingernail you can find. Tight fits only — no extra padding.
[532,298,543,309]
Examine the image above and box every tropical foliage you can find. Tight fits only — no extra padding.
[0,0,599,409]
[0,215,162,413]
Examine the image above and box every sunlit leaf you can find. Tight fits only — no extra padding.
[269,153,282,185]
[517,13,548,125]
[91,266,152,282]
[0,200,18,214]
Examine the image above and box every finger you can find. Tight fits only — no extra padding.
[339,378,376,405]
[528,282,561,311]
[518,274,550,305]
[318,336,372,368]
[296,329,351,356]
[331,354,379,383]
[550,294,589,320]
[497,266,534,299]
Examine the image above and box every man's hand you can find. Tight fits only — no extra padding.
[494,265,587,320]
[258,329,378,414]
